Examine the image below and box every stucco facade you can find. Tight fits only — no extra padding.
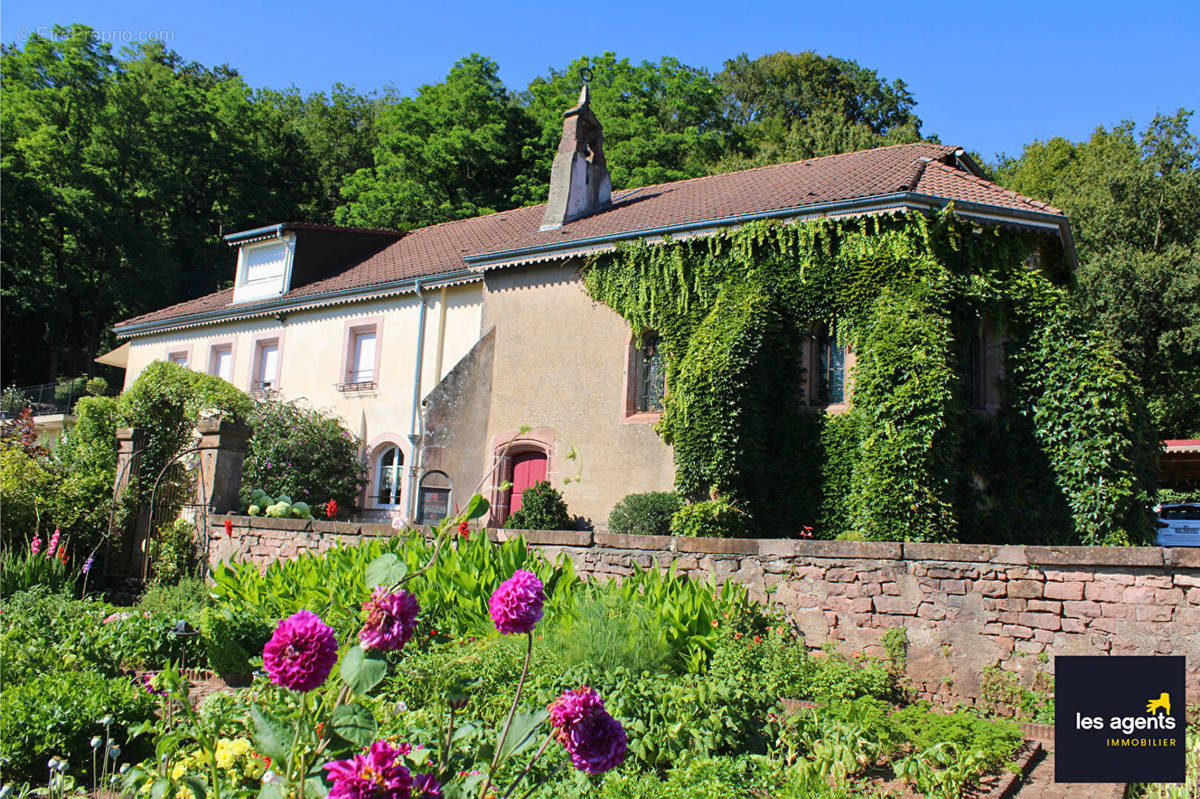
[420,260,676,529]
[122,282,483,522]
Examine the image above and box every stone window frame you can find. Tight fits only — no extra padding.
[206,338,237,382]
[363,432,409,514]
[165,344,193,369]
[249,331,285,394]
[800,323,854,414]
[338,315,383,390]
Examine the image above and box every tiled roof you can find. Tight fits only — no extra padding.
[115,142,1066,333]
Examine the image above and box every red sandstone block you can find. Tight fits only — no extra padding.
[1134,605,1173,622]
[1061,618,1087,633]
[1028,599,1062,614]
[1102,571,1136,586]
[1004,624,1034,639]
[1008,580,1043,598]
[1121,586,1157,604]
[1099,603,1128,618]
[981,622,1005,635]
[1044,581,1085,601]
[1188,587,1200,605]
[873,595,917,615]
[861,583,882,596]
[1174,573,1200,588]
[1156,587,1185,604]
[1014,639,1044,654]
[824,567,858,582]
[881,582,901,596]
[1089,617,1121,634]
[1019,612,1061,631]
[850,597,874,613]
[1084,583,1123,602]
[977,580,1007,597]
[993,636,1015,654]
[1135,574,1174,589]
[1033,629,1055,643]
[917,603,947,621]
[940,580,968,594]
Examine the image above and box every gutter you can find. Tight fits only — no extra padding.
[464,192,1075,270]
[223,223,287,245]
[113,269,482,338]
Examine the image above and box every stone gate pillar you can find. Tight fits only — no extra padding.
[108,427,149,576]
[196,419,252,514]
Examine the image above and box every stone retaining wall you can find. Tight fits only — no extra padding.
[208,515,1200,704]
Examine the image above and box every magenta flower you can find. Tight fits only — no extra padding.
[548,687,627,775]
[30,535,41,555]
[47,528,61,557]
[323,740,413,799]
[488,570,544,635]
[411,773,443,799]
[359,588,420,652]
[262,610,338,692]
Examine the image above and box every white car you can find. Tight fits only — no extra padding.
[1155,503,1200,547]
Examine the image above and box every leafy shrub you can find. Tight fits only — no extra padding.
[804,647,895,702]
[240,399,366,514]
[149,517,197,585]
[708,617,812,701]
[52,395,118,553]
[504,480,573,530]
[599,755,795,799]
[0,588,119,681]
[199,605,273,677]
[0,668,156,783]
[890,702,1023,775]
[0,447,57,548]
[138,576,209,619]
[669,499,750,538]
[607,491,682,536]
[550,590,672,675]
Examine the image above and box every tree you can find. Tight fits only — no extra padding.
[713,51,924,169]
[336,54,537,230]
[996,110,1200,438]
[513,53,735,203]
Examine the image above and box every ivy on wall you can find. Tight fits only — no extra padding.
[584,212,1156,544]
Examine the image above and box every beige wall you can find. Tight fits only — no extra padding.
[122,282,483,522]
[478,261,675,529]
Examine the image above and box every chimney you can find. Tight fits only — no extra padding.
[540,85,612,230]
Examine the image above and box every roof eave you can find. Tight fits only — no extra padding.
[114,269,482,339]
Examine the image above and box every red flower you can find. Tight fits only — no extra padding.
[458,519,469,538]
[324,499,338,520]
[58,546,68,564]
[799,525,814,539]
[753,635,762,644]
[224,518,234,538]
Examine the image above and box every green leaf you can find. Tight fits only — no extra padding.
[331,701,378,746]
[464,493,490,520]
[365,553,407,588]
[257,782,284,799]
[251,704,295,766]
[340,644,388,694]
[495,709,548,763]
[181,775,208,799]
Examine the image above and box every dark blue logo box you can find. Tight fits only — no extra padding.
[1055,655,1185,783]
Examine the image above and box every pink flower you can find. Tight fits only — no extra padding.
[323,740,412,799]
[488,570,544,635]
[30,535,41,555]
[47,528,61,557]
[359,588,420,652]
[262,610,338,692]
[411,774,442,799]
[548,687,627,775]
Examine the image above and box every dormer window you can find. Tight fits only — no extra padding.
[232,234,296,304]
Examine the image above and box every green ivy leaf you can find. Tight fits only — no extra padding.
[495,709,548,763]
[464,493,490,520]
[251,704,295,766]
[365,554,407,588]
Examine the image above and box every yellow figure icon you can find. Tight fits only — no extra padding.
[1146,693,1170,716]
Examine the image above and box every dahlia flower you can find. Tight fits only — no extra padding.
[323,740,412,799]
[411,773,443,799]
[549,686,627,775]
[488,570,544,635]
[359,588,420,652]
[262,610,338,692]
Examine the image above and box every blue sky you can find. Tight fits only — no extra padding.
[3,0,1197,162]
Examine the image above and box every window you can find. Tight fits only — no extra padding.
[817,332,845,404]
[167,350,189,368]
[252,338,281,391]
[963,332,984,409]
[208,344,234,381]
[376,445,404,506]
[635,334,666,413]
[417,470,452,526]
[341,321,380,390]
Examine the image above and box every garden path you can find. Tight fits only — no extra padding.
[1010,740,1126,799]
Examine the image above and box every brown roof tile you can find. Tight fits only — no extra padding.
[116,142,1064,332]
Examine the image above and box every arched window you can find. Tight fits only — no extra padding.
[376,445,404,506]
[817,331,846,404]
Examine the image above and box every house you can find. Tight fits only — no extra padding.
[114,86,1077,530]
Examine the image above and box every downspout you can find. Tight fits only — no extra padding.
[406,282,428,523]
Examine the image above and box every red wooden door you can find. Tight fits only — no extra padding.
[509,452,547,514]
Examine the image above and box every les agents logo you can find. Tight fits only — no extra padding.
[1056,656,1185,783]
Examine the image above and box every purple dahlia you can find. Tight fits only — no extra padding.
[411,773,443,799]
[548,686,627,775]
[323,740,412,799]
[262,610,338,692]
[360,588,420,652]
[488,570,544,635]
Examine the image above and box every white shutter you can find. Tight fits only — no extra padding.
[215,348,233,381]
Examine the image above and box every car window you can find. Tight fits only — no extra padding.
[1160,505,1200,520]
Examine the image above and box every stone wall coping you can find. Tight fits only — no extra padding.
[209,516,1196,569]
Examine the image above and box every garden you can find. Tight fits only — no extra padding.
[3,497,1049,799]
